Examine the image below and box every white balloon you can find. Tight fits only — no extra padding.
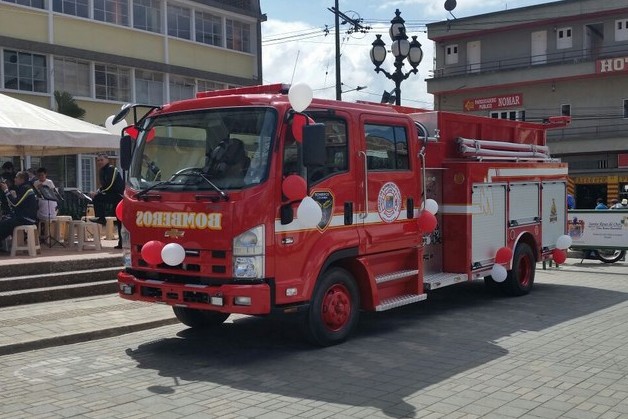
[297,196,322,228]
[104,115,116,133]
[490,264,508,283]
[104,115,127,136]
[161,243,186,266]
[555,234,572,250]
[288,83,313,112]
[425,199,439,215]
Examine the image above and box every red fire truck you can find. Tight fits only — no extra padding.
[115,83,571,345]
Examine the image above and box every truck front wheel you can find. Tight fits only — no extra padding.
[172,307,230,328]
[503,243,535,296]
[304,268,360,346]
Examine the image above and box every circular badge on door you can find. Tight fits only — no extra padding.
[377,182,401,223]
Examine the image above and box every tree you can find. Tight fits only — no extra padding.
[54,90,86,119]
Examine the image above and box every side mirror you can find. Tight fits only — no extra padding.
[302,123,326,167]
[120,135,133,171]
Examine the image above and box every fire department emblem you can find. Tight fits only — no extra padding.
[378,182,401,223]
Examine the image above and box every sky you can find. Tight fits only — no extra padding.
[259,0,555,109]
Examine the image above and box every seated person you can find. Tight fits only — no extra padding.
[206,138,249,186]
[33,167,58,239]
[0,171,38,246]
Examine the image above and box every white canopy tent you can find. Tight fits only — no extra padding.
[0,93,119,157]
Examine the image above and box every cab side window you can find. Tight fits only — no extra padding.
[364,124,409,170]
[307,118,348,184]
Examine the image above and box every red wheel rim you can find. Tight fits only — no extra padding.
[517,253,531,287]
[320,284,352,332]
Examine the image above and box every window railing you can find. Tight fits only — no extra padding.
[431,44,628,79]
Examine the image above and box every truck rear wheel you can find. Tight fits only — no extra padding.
[503,243,535,296]
[304,267,360,346]
[172,307,230,328]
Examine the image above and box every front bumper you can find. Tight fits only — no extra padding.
[117,271,271,315]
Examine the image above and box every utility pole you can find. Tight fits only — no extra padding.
[334,0,341,101]
[327,3,370,101]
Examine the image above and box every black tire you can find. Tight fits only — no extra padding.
[172,307,230,328]
[304,267,360,346]
[502,243,535,296]
[596,250,626,264]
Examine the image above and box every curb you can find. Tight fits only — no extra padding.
[0,317,179,356]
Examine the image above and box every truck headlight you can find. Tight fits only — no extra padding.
[233,225,264,278]
[121,225,132,268]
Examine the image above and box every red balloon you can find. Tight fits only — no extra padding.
[141,240,164,265]
[282,175,307,201]
[124,126,139,139]
[418,211,437,233]
[495,247,513,264]
[291,114,315,142]
[552,248,567,264]
[115,200,124,221]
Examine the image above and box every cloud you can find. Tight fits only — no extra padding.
[262,18,434,109]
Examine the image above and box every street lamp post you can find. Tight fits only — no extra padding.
[370,9,423,106]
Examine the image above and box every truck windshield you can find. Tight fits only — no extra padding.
[128,107,276,192]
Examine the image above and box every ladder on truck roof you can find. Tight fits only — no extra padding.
[457,137,558,161]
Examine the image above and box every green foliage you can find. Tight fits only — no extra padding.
[54,90,86,119]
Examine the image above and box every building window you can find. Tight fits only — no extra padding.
[94,0,129,26]
[561,104,571,117]
[195,11,222,46]
[169,75,195,102]
[53,0,89,17]
[80,155,95,192]
[226,19,250,53]
[167,4,191,39]
[623,99,628,119]
[3,0,45,9]
[133,0,161,33]
[364,124,409,171]
[617,19,628,42]
[490,110,525,121]
[135,69,164,105]
[445,44,458,65]
[95,63,130,101]
[557,27,572,49]
[197,79,224,93]
[3,50,47,93]
[54,57,90,97]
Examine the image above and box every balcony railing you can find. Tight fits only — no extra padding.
[431,44,628,79]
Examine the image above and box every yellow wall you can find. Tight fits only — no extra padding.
[7,93,50,108]
[168,38,254,78]
[77,100,123,127]
[0,5,48,42]
[53,16,165,63]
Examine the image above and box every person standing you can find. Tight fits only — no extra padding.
[0,171,38,245]
[33,167,58,239]
[89,153,124,248]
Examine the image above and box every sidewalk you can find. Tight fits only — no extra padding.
[0,294,178,356]
[0,238,178,355]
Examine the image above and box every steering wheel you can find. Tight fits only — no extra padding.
[173,167,200,176]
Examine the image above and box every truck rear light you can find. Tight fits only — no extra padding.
[234,296,252,306]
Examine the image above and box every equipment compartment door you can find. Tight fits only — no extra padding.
[542,181,567,248]
[472,184,506,265]
[509,183,540,226]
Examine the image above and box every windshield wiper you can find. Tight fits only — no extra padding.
[190,170,229,201]
[135,170,229,201]
[135,179,176,199]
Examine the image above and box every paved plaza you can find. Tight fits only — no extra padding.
[0,258,626,418]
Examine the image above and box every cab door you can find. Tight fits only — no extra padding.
[357,114,421,255]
